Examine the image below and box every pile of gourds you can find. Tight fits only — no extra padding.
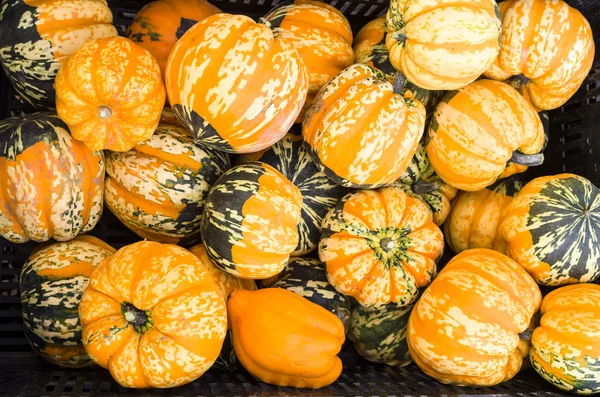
[1,0,599,393]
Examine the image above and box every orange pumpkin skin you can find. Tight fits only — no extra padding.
[263,0,354,121]
[320,187,444,308]
[407,249,542,387]
[228,288,345,388]
[55,36,166,152]
[165,13,308,154]
[126,0,221,79]
[484,0,595,111]
[79,241,227,388]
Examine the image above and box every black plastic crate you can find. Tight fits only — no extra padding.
[0,0,598,396]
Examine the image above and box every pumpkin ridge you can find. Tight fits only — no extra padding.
[74,140,97,230]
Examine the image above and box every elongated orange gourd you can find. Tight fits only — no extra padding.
[79,241,227,388]
[166,13,308,153]
[55,36,166,152]
[408,249,542,386]
[228,288,345,388]
[484,0,595,111]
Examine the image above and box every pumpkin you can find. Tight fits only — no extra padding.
[263,0,354,121]
[160,107,183,126]
[104,124,231,245]
[444,178,524,254]
[237,131,347,255]
[484,0,595,111]
[353,16,444,121]
[530,284,600,395]
[55,36,166,152]
[79,241,227,388]
[348,303,413,367]
[165,13,308,154]
[0,0,117,108]
[498,174,600,286]
[201,162,303,279]
[0,112,104,243]
[19,235,115,368]
[426,79,545,191]
[303,63,426,188]
[385,0,501,90]
[392,144,457,226]
[261,257,352,333]
[320,186,444,308]
[407,248,542,386]
[228,288,345,388]
[126,0,220,79]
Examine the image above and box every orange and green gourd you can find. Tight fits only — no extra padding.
[19,236,115,368]
[79,241,227,388]
[320,186,444,308]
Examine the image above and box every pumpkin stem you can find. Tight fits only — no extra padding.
[412,179,438,195]
[121,302,154,334]
[390,31,407,46]
[508,74,531,90]
[98,106,112,119]
[518,329,533,341]
[509,151,544,167]
[380,238,397,252]
[259,17,273,29]
[392,73,407,95]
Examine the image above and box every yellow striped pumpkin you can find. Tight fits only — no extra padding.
[165,13,308,153]
[385,0,502,90]
[484,0,595,111]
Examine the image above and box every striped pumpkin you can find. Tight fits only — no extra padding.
[201,162,303,279]
[531,284,600,395]
[79,241,227,388]
[0,112,104,243]
[105,124,231,245]
[320,187,444,308]
[444,178,524,254]
[261,257,352,333]
[427,79,545,191]
[484,0,595,111]
[237,131,347,255]
[408,249,542,386]
[303,63,426,188]
[348,303,413,367]
[19,236,115,368]
[0,0,117,108]
[263,0,354,121]
[55,36,166,152]
[385,0,501,90]
[165,13,308,153]
[392,144,457,226]
[498,174,600,286]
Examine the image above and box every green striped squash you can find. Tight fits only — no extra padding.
[237,131,347,255]
[19,235,115,367]
[261,257,352,332]
[105,124,231,245]
[348,303,413,367]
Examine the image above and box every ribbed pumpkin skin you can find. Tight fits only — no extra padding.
[237,131,347,255]
[79,241,227,388]
[392,145,457,226]
[385,0,501,90]
[303,63,426,188]
[165,13,308,154]
[264,0,354,121]
[498,174,600,286]
[484,0,595,111]
[408,249,542,387]
[0,0,117,108]
[19,236,115,368]
[126,0,221,79]
[0,112,104,243]
[427,79,545,191]
[201,162,303,279]
[55,36,166,152]
[444,178,524,254]
[531,284,600,395]
[348,303,413,367]
[261,257,352,333]
[228,288,345,388]
[320,187,444,308]
[105,124,231,245]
